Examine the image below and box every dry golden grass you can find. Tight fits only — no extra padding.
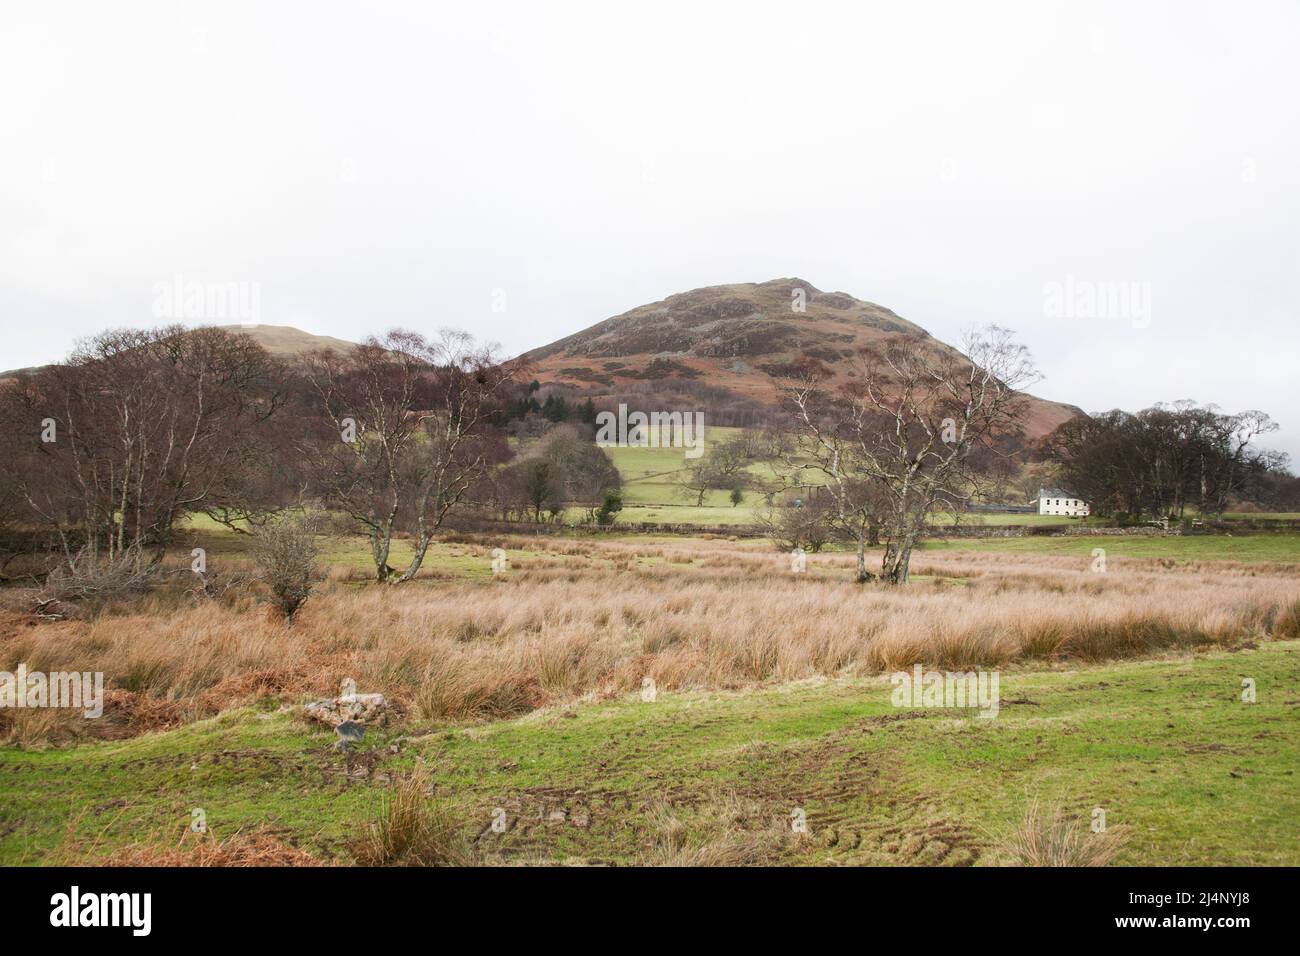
[351,769,474,866]
[638,795,791,866]
[0,706,88,749]
[2,537,1298,734]
[997,800,1129,867]
[101,832,325,867]
[38,802,326,867]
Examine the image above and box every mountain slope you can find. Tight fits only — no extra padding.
[0,325,355,380]
[523,278,1082,439]
[216,324,358,358]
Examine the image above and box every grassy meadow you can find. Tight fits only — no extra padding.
[3,432,1300,866]
[3,639,1296,866]
[1,520,1299,866]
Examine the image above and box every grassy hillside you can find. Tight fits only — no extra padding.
[599,425,777,525]
[525,279,1082,443]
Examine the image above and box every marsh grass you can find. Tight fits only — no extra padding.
[3,536,1298,739]
[352,769,474,866]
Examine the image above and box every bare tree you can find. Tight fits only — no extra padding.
[784,326,1038,584]
[0,413,26,579]
[674,436,759,506]
[0,326,284,568]
[754,494,836,553]
[675,459,719,507]
[502,424,620,522]
[302,329,517,582]
[1048,401,1281,520]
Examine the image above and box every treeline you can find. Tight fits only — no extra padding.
[0,325,622,583]
[503,381,599,430]
[1044,401,1295,519]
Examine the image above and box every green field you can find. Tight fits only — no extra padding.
[600,426,783,525]
[3,641,1296,865]
[179,512,1300,577]
[518,426,1300,532]
[923,533,1300,564]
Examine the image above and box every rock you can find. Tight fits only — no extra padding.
[303,684,387,728]
[336,720,365,743]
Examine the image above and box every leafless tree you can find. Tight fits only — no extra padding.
[754,494,836,553]
[674,436,759,506]
[1048,401,1281,519]
[301,329,517,582]
[0,415,25,579]
[0,326,284,569]
[784,326,1038,584]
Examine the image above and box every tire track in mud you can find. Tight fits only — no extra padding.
[711,717,979,865]
[468,712,983,865]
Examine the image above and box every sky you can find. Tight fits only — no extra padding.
[2,0,1297,459]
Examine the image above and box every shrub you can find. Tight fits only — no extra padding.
[251,513,320,622]
[35,546,154,618]
[595,491,623,526]
[758,499,833,552]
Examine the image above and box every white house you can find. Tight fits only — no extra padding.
[1037,487,1090,517]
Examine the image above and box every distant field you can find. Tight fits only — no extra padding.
[617,503,756,526]
[540,427,1300,531]
[933,513,1077,527]
[924,533,1300,564]
[179,512,1300,577]
[602,425,787,524]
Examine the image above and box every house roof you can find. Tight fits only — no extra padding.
[1037,487,1084,500]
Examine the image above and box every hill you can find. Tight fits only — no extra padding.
[0,324,356,380]
[523,278,1082,438]
[2,288,1083,442]
[216,324,358,358]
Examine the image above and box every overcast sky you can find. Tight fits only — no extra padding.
[2,1,1297,458]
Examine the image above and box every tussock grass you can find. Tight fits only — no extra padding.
[0,707,87,749]
[3,536,1298,735]
[352,769,473,866]
[998,800,1129,867]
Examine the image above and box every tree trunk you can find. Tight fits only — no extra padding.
[371,526,394,583]
[397,532,433,582]
[882,534,916,585]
